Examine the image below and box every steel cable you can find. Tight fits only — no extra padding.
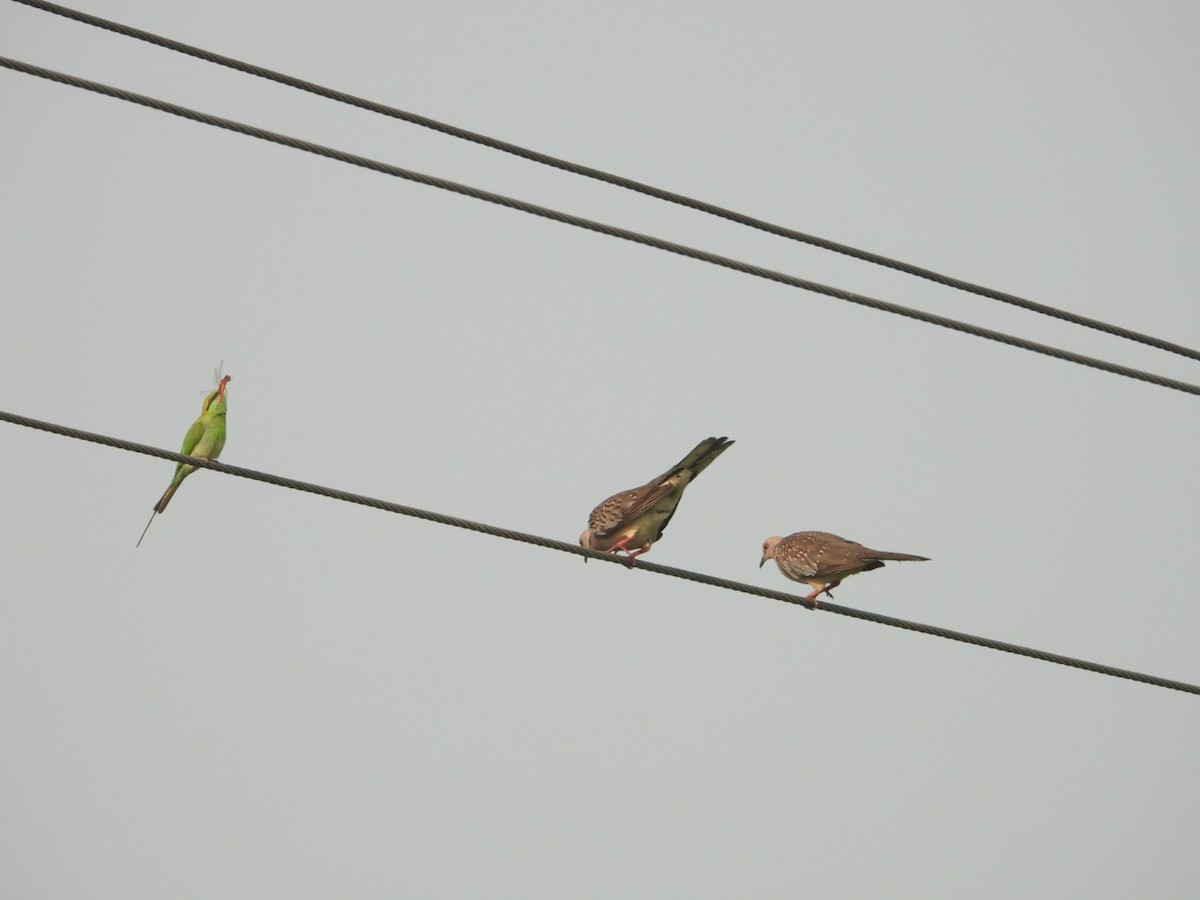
[3,407,1198,697]
[11,0,1200,363]
[3,56,1200,398]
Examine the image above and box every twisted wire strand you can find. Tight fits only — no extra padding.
[3,407,1197,697]
[12,0,1200,363]
[4,57,1200,399]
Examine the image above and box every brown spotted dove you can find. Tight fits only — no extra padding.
[580,436,733,564]
[760,531,928,605]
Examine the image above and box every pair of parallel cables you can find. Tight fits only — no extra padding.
[3,0,1199,694]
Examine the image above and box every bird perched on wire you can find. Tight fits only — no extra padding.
[137,372,231,547]
[760,531,928,606]
[580,436,733,565]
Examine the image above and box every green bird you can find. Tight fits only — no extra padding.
[137,373,231,547]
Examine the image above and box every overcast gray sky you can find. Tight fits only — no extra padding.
[3,1,1199,897]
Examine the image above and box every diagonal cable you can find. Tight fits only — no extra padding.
[11,0,1200,363]
[3,407,1199,697]
[3,56,1200,399]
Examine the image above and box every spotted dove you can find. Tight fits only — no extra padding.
[580,436,733,564]
[760,531,928,605]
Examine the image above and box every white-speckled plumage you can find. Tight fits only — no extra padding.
[580,437,733,563]
[760,531,928,604]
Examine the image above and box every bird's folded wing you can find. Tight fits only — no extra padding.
[179,418,206,457]
[589,481,675,536]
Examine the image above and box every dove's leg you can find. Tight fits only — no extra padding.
[804,584,834,608]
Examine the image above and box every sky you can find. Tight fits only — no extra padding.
[2,1,1199,897]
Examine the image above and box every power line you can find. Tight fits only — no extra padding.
[12,0,1200,364]
[3,406,1197,697]
[4,57,1200,400]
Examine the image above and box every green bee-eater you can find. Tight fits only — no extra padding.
[136,374,231,547]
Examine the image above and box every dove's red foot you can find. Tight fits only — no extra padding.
[606,536,651,567]
[804,586,832,609]
[624,545,652,568]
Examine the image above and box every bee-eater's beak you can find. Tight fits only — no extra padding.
[759,554,767,568]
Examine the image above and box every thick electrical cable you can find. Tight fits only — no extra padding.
[11,0,1200,363]
[3,57,1200,399]
[3,408,1198,697]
